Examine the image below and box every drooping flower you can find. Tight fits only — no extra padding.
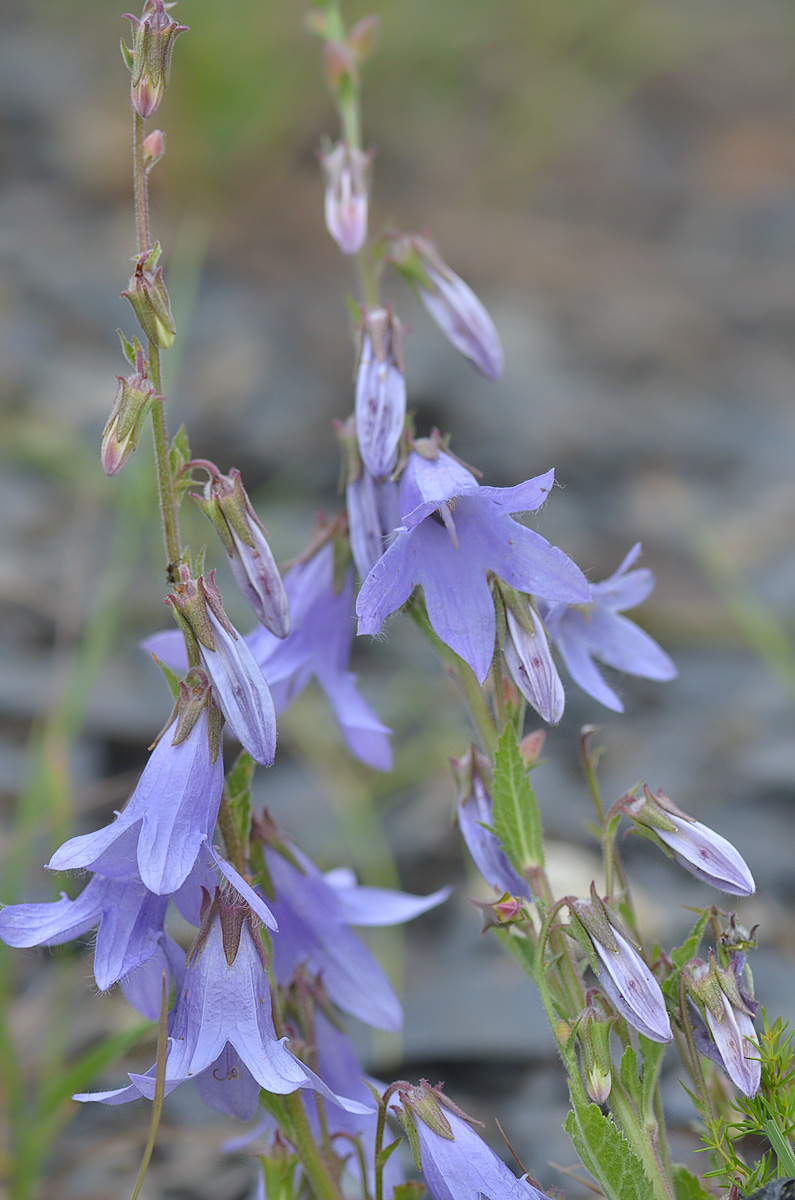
[621,786,755,897]
[48,695,223,895]
[356,439,589,683]
[336,413,399,579]
[400,1083,547,1200]
[248,537,393,771]
[191,465,290,636]
[502,595,565,725]
[259,817,449,1031]
[453,746,532,900]
[540,543,676,712]
[0,872,168,991]
[166,567,277,765]
[685,954,760,1098]
[320,140,371,255]
[388,234,504,379]
[569,885,672,1043]
[122,0,187,120]
[354,307,407,479]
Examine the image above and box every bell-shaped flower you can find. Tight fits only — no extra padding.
[400,1083,546,1200]
[336,413,400,579]
[622,786,755,897]
[357,438,589,683]
[260,821,449,1031]
[167,568,277,765]
[569,886,672,1043]
[388,234,504,379]
[685,954,760,1098]
[47,695,223,895]
[453,747,532,900]
[321,140,370,255]
[540,543,676,712]
[502,595,565,725]
[354,307,407,479]
[0,872,168,991]
[191,465,290,636]
[248,537,393,771]
[147,539,392,771]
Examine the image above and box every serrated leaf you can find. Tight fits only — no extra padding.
[672,1164,713,1200]
[564,1092,654,1200]
[491,724,543,874]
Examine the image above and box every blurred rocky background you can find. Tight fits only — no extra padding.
[2,0,795,1196]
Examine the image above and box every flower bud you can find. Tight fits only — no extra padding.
[122,243,176,349]
[166,566,277,765]
[122,0,188,119]
[622,786,755,897]
[142,128,165,171]
[576,995,613,1105]
[453,745,532,900]
[320,140,371,255]
[101,351,156,476]
[569,884,672,1043]
[354,306,407,478]
[191,466,290,637]
[387,233,503,379]
[336,415,399,579]
[500,589,565,725]
[684,953,760,1097]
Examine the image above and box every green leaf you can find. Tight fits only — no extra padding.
[564,1093,653,1200]
[672,1165,713,1200]
[226,750,255,848]
[663,910,709,1001]
[619,1046,641,1106]
[638,1036,666,1120]
[392,1184,425,1200]
[491,723,543,874]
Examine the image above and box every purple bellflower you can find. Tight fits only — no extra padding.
[354,307,407,479]
[453,746,532,900]
[401,1083,547,1200]
[191,465,290,637]
[503,600,565,725]
[336,413,400,580]
[167,568,277,765]
[75,888,375,1118]
[47,699,223,895]
[540,543,676,712]
[259,819,450,1031]
[388,234,504,379]
[321,141,370,255]
[686,954,760,1097]
[248,538,393,771]
[570,886,672,1043]
[622,786,755,897]
[0,872,168,991]
[356,439,589,683]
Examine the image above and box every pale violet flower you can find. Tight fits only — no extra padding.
[503,603,565,725]
[623,786,755,897]
[357,442,589,683]
[540,543,676,712]
[347,466,399,580]
[321,141,370,255]
[687,955,760,1098]
[354,307,407,479]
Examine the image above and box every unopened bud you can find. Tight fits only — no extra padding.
[577,994,613,1104]
[587,1065,612,1105]
[500,590,564,725]
[191,466,290,637]
[122,0,187,119]
[684,953,760,1098]
[387,233,503,379]
[320,140,371,256]
[142,129,165,171]
[101,350,156,475]
[519,729,546,767]
[122,243,176,349]
[354,306,407,478]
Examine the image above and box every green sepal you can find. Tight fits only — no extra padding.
[491,723,544,875]
[258,1149,299,1200]
[193,544,208,581]
[150,651,182,701]
[120,38,134,71]
[117,328,139,366]
[394,1105,422,1172]
[376,1138,401,1170]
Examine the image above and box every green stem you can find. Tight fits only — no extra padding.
[282,1092,345,1200]
[608,1080,674,1200]
[216,789,247,876]
[409,605,499,757]
[133,110,150,254]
